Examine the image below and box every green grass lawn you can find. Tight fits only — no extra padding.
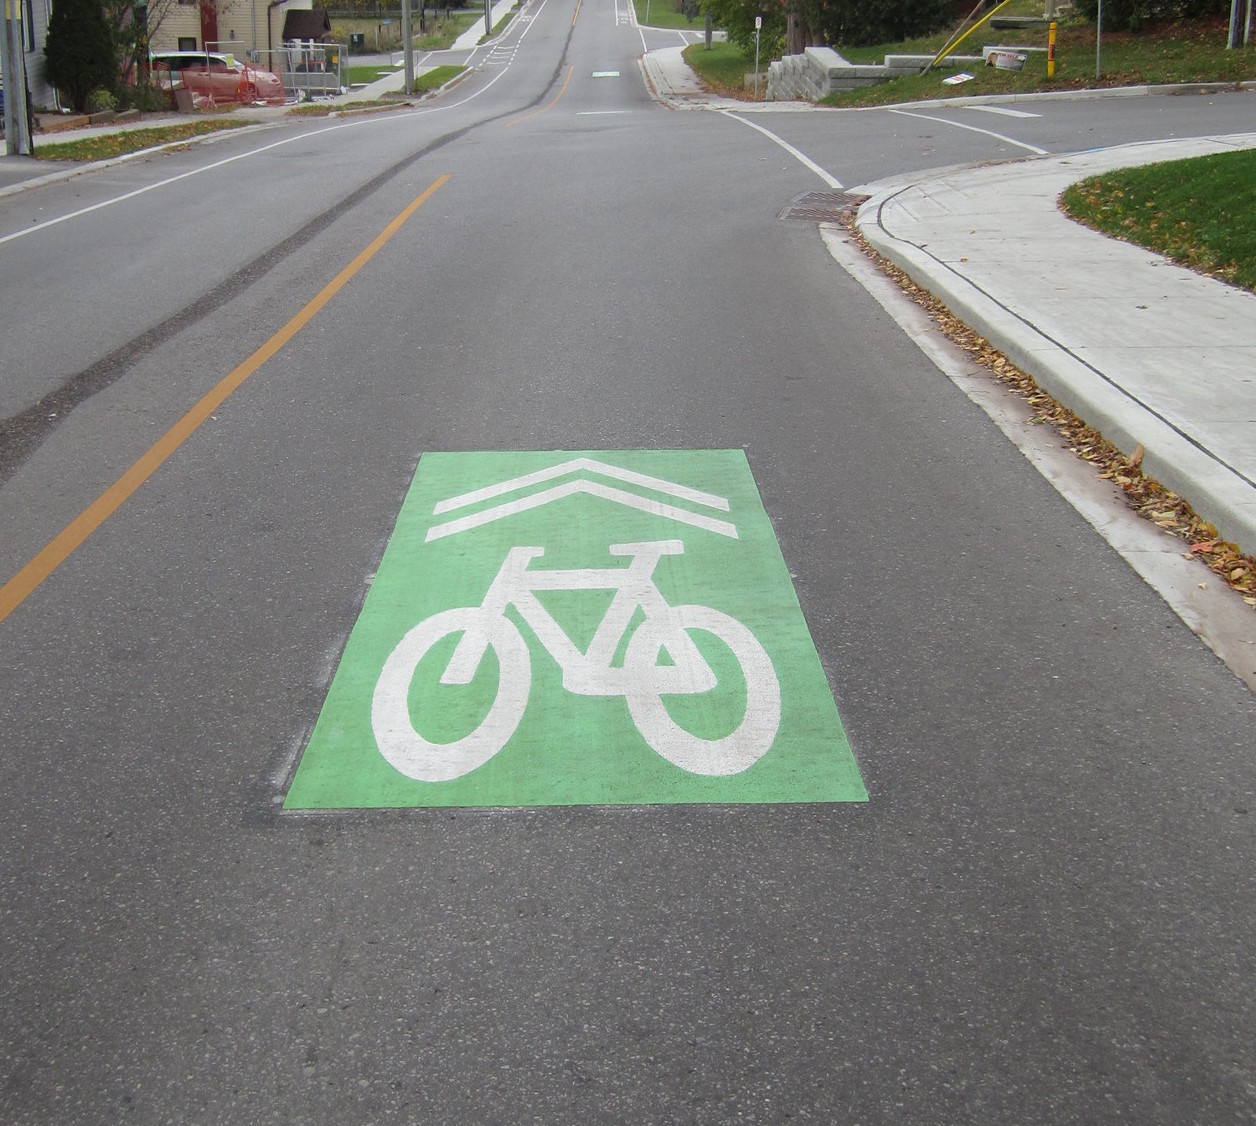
[34,119,247,162]
[684,40,765,99]
[343,61,465,86]
[1060,148,1256,293]
[344,63,400,85]
[410,64,466,92]
[632,0,705,32]
[821,15,1256,106]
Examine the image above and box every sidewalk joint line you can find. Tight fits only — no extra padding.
[871,184,1256,495]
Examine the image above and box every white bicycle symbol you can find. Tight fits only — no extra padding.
[371,539,781,782]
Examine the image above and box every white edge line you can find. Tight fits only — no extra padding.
[888,107,1048,155]
[719,110,843,189]
[426,479,739,540]
[433,456,731,513]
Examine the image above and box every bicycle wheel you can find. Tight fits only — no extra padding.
[371,607,531,782]
[624,605,781,776]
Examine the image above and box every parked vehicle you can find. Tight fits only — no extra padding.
[138,51,287,107]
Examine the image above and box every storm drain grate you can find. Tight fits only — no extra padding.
[777,190,869,223]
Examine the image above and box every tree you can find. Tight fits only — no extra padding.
[1072,0,1228,29]
[44,0,118,112]
[818,0,954,46]
[701,0,953,57]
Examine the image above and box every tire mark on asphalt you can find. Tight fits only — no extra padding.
[0,0,577,483]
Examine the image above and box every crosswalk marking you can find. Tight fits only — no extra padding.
[966,104,1041,119]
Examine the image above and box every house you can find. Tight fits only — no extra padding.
[147,0,320,71]
[0,0,57,110]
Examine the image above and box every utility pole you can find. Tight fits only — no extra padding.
[0,0,12,148]
[402,0,412,92]
[2,0,33,155]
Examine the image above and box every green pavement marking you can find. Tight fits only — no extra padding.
[284,450,866,808]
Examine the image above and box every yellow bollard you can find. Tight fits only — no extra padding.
[1048,20,1057,78]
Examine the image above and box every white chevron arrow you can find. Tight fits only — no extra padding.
[425,456,738,542]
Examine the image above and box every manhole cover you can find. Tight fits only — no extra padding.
[778,191,869,223]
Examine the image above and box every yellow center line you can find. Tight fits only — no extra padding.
[506,65,575,128]
[572,0,582,23]
[0,174,451,628]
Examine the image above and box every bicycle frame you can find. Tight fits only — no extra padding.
[443,539,716,696]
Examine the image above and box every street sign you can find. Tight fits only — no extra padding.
[284,450,866,808]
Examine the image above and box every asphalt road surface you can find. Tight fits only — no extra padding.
[2,1,1255,1121]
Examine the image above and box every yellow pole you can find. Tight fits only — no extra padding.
[928,0,1020,71]
[1048,20,1057,77]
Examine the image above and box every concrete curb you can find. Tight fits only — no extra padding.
[855,137,1256,556]
[830,78,1256,113]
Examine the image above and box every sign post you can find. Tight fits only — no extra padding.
[754,15,761,100]
[1096,0,1103,78]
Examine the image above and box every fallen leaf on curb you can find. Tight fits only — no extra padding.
[840,212,1256,613]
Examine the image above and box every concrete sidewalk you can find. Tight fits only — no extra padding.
[855,134,1256,558]
[641,44,749,110]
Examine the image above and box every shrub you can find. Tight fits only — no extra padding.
[44,0,117,112]
[822,0,955,46]
[86,87,118,113]
[703,0,954,53]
